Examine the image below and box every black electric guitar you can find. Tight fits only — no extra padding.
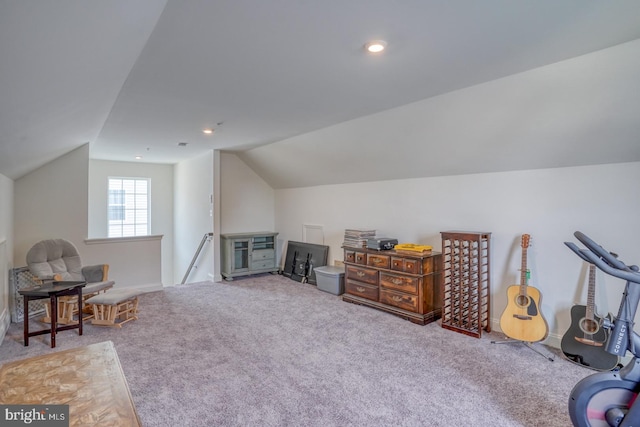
[499,234,548,342]
[561,264,619,371]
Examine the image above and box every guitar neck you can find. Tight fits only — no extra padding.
[586,264,596,320]
[519,245,529,295]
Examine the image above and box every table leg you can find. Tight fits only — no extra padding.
[23,295,29,346]
[50,294,57,348]
[78,287,83,336]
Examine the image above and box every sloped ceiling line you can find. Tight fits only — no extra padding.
[1,1,640,186]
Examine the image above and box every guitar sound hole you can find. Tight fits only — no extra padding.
[515,295,529,307]
[579,318,599,334]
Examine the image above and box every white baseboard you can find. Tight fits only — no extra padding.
[544,332,562,350]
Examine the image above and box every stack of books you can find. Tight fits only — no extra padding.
[343,229,376,248]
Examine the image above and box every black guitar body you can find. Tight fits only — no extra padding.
[561,304,619,371]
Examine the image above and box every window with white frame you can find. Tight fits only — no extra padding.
[108,177,150,237]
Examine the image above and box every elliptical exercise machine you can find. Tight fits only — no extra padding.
[565,231,640,427]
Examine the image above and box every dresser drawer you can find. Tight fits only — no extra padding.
[380,272,419,295]
[355,252,367,265]
[391,257,404,271]
[346,280,378,301]
[367,253,390,269]
[391,257,420,274]
[252,249,274,261]
[251,259,275,270]
[344,250,356,263]
[380,289,418,312]
[346,266,378,285]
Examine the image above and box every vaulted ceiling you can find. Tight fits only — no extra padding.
[1,1,640,186]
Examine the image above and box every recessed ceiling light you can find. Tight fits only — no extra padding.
[203,128,214,134]
[135,156,143,160]
[364,40,386,53]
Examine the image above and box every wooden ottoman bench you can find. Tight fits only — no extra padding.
[42,281,114,325]
[41,280,115,325]
[85,289,141,328]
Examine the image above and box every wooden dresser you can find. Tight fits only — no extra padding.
[342,247,442,325]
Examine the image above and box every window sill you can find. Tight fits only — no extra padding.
[84,235,163,245]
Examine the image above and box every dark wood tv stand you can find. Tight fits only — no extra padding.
[342,247,442,325]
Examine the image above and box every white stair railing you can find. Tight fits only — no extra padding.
[182,232,214,284]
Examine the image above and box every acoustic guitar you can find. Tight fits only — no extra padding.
[561,264,619,370]
[499,234,548,342]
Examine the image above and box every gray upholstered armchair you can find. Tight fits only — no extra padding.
[26,238,115,323]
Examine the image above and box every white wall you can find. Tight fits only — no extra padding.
[220,152,275,234]
[174,151,214,285]
[14,145,90,262]
[274,162,640,347]
[173,151,275,283]
[14,145,162,291]
[83,236,162,291]
[0,172,13,342]
[219,152,278,275]
[88,159,174,286]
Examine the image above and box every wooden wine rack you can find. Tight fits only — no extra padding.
[440,231,491,338]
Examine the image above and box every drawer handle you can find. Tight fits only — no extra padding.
[392,296,403,302]
[356,287,365,293]
[392,278,403,285]
[373,258,384,264]
[356,271,365,277]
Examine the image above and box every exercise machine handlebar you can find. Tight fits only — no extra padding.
[564,232,640,285]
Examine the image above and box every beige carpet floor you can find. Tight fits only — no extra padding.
[0,274,592,426]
